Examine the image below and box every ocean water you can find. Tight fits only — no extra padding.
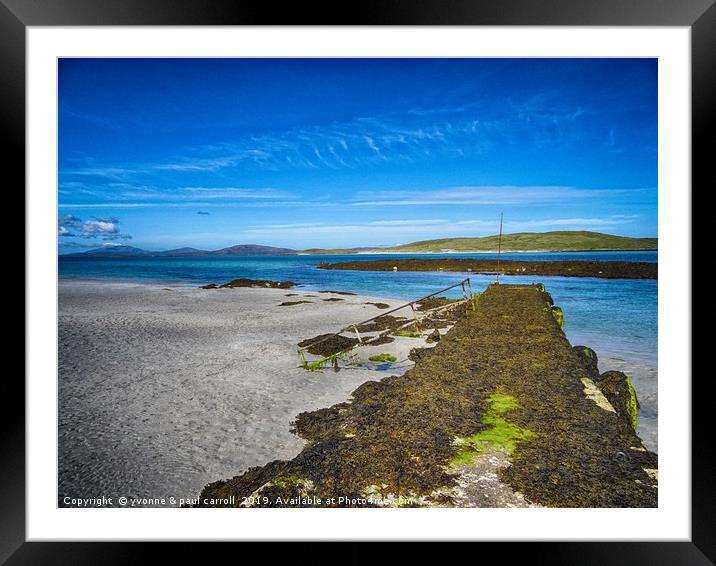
[58,250,656,287]
[59,250,658,450]
[58,251,657,359]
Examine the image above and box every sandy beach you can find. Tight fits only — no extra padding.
[58,280,434,507]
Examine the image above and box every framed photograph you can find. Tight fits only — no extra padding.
[7,0,705,559]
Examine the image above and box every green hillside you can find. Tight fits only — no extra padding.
[382,231,657,253]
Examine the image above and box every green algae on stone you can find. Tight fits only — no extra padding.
[625,377,639,431]
[368,353,397,363]
[450,392,534,466]
[472,291,481,307]
[298,350,344,372]
[595,370,641,432]
[488,392,520,413]
[270,475,310,489]
[550,306,564,329]
[395,330,422,338]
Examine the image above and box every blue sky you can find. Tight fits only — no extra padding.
[58,58,657,251]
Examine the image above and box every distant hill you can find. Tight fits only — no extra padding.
[157,247,208,256]
[64,245,153,257]
[62,244,296,258]
[207,244,295,256]
[379,231,657,253]
[60,232,657,258]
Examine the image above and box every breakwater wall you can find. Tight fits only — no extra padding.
[318,259,657,279]
[196,283,657,508]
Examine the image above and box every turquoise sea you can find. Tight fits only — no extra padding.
[58,250,657,359]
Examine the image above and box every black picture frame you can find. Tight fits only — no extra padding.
[4,0,706,560]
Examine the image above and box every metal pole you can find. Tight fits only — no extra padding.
[466,278,475,310]
[496,212,503,284]
[352,325,363,343]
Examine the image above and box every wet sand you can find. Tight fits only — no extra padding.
[58,280,427,507]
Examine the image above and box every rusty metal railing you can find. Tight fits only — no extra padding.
[297,278,476,369]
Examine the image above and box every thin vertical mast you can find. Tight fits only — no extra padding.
[496,212,503,284]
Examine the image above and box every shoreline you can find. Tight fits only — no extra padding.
[60,248,658,259]
[353,248,657,255]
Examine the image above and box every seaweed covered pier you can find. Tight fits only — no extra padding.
[197,284,657,508]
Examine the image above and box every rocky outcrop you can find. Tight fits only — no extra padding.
[297,334,360,357]
[573,345,600,380]
[595,371,640,431]
[426,329,441,343]
[200,278,296,289]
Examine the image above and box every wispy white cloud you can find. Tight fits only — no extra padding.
[364,135,381,155]
[507,216,638,228]
[62,95,593,180]
[454,219,500,226]
[351,186,649,207]
[251,222,325,229]
[173,187,287,200]
[59,203,157,209]
[367,219,447,226]
[64,167,139,179]
[154,156,242,172]
[239,214,639,239]
[246,219,450,232]
[58,200,334,210]
[58,185,289,207]
[241,220,451,237]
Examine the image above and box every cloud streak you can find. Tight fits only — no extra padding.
[350,186,650,207]
[57,184,292,209]
[61,95,593,181]
[240,215,637,238]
